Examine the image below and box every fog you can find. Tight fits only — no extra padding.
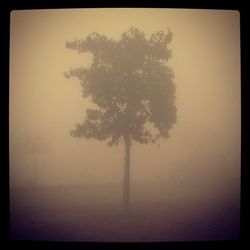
[9,9,240,241]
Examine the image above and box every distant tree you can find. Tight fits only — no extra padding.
[12,132,50,187]
[65,27,177,218]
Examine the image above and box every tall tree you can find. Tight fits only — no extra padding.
[65,27,177,217]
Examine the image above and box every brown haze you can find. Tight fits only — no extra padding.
[9,9,240,242]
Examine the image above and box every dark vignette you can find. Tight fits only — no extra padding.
[0,0,245,250]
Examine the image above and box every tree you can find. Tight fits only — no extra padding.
[65,27,177,218]
[11,131,50,187]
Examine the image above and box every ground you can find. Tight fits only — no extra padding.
[10,182,240,242]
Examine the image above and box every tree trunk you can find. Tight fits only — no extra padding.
[123,132,131,219]
[32,147,37,188]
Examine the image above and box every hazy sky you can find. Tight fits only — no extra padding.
[10,9,240,192]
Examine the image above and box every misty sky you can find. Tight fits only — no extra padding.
[10,9,240,192]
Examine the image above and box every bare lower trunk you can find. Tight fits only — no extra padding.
[32,149,37,188]
[123,132,131,218]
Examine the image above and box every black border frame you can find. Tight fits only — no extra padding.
[1,0,247,249]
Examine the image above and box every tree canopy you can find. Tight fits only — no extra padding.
[65,27,176,146]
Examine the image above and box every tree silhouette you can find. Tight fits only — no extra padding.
[65,27,176,218]
[12,131,50,187]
